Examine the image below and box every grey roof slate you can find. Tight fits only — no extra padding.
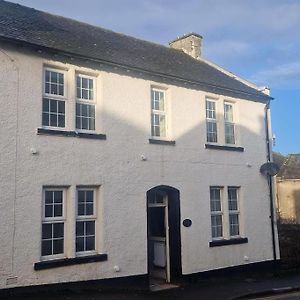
[277,154,300,179]
[0,0,271,103]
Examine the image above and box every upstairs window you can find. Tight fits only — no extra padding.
[76,75,96,131]
[206,99,217,143]
[151,88,166,138]
[42,68,66,128]
[224,103,235,144]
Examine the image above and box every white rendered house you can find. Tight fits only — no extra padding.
[0,0,279,292]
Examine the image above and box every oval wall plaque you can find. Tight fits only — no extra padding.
[183,219,192,227]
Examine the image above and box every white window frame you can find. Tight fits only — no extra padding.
[228,187,240,238]
[42,67,67,129]
[76,188,97,256]
[41,188,66,260]
[206,98,218,144]
[151,87,167,139]
[224,102,236,145]
[210,187,223,240]
[75,74,97,132]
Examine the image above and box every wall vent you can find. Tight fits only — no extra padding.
[6,276,18,285]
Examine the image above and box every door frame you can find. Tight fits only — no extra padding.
[146,185,182,283]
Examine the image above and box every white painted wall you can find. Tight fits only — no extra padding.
[0,44,276,289]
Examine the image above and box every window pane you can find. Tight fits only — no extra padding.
[45,191,53,204]
[207,121,217,143]
[77,76,81,89]
[54,204,63,217]
[45,204,53,218]
[76,237,84,252]
[43,98,49,112]
[42,240,52,256]
[50,100,57,113]
[58,115,65,128]
[89,118,95,130]
[78,203,85,216]
[76,116,81,129]
[86,191,93,202]
[82,118,88,129]
[210,189,221,212]
[206,100,216,119]
[53,223,64,238]
[50,84,58,95]
[50,114,57,127]
[82,104,88,116]
[77,87,81,99]
[228,188,238,211]
[229,214,239,236]
[58,85,64,96]
[42,113,49,126]
[50,71,57,83]
[225,123,235,144]
[82,78,88,89]
[85,203,93,216]
[45,70,50,82]
[78,190,85,202]
[89,105,95,118]
[224,104,233,122]
[82,89,88,99]
[58,73,64,85]
[76,103,81,116]
[159,115,166,137]
[76,221,84,236]
[57,101,65,113]
[86,221,95,235]
[211,215,223,238]
[86,236,95,251]
[53,239,64,255]
[54,191,62,203]
[89,90,94,100]
[42,224,52,239]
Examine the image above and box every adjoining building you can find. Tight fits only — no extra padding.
[0,0,278,292]
[277,154,300,223]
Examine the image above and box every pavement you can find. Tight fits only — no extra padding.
[4,271,300,300]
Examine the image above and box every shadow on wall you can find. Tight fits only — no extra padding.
[294,189,300,223]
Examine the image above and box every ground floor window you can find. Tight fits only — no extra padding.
[76,189,97,254]
[41,186,99,260]
[42,189,65,258]
[209,186,241,240]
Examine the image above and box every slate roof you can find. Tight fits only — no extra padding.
[277,154,300,179]
[0,0,271,103]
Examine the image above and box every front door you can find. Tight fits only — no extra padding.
[147,190,170,282]
[147,186,182,283]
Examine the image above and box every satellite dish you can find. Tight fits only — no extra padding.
[260,162,280,176]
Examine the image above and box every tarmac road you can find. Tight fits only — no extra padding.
[250,291,300,300]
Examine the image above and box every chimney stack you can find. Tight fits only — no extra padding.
[169,33,203,59]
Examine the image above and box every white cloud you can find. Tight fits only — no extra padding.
[250,62,300,88]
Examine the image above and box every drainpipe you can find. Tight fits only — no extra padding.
[265,99,278,265]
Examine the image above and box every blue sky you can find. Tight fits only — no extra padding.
[9,0,300,155]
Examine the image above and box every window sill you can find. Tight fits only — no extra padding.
[34,253,108,270]
[149,139,176,146]
[209,237,248,247]
[37,128,107,140]
[205,144,244,152]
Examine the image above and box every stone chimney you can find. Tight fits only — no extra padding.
[169,33,203,59]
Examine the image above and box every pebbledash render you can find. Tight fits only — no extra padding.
[0,0,279,291]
